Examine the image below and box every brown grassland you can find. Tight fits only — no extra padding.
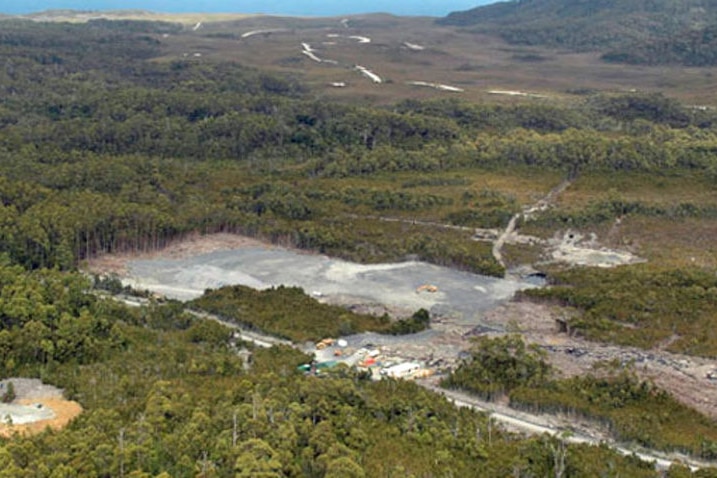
[27,11,717,105]
[20,8,717,276]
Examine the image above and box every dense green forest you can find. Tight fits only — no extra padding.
[190,285,431,341]
[0,17,717,476]
[439,0,717,66]
[0,262,668,477]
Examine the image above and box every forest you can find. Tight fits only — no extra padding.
[190,285,431,342]
[0,262,670,477]
[440,0,717,66]
[2,18,717,276]
[0,17,716,476]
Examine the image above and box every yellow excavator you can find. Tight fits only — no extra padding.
[416,284,438,293]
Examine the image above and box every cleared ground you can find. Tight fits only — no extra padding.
[0,379,82,437]
[124,244,534,324]
[92,232,717,422]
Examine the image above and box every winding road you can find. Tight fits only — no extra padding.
[492,178,573,270]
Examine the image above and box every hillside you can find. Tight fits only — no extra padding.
[439,0,717,65]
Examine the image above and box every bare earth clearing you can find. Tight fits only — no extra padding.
[86,232,270,277]
[88,231,717,422]
[0,379,82,437]
[86,180,702,426]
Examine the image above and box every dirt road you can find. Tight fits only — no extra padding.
[422,383,706,471]
[493,178,573,270]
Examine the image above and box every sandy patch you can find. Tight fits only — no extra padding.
[0,398,82,437]
[0,379,82,437]
[85,232,272,276]
[545,230,644,268]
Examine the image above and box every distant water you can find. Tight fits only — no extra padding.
[2,0,494,17]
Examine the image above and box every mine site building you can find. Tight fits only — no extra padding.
[382,362,422,379]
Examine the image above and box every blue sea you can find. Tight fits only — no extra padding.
[2,1,494,17]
